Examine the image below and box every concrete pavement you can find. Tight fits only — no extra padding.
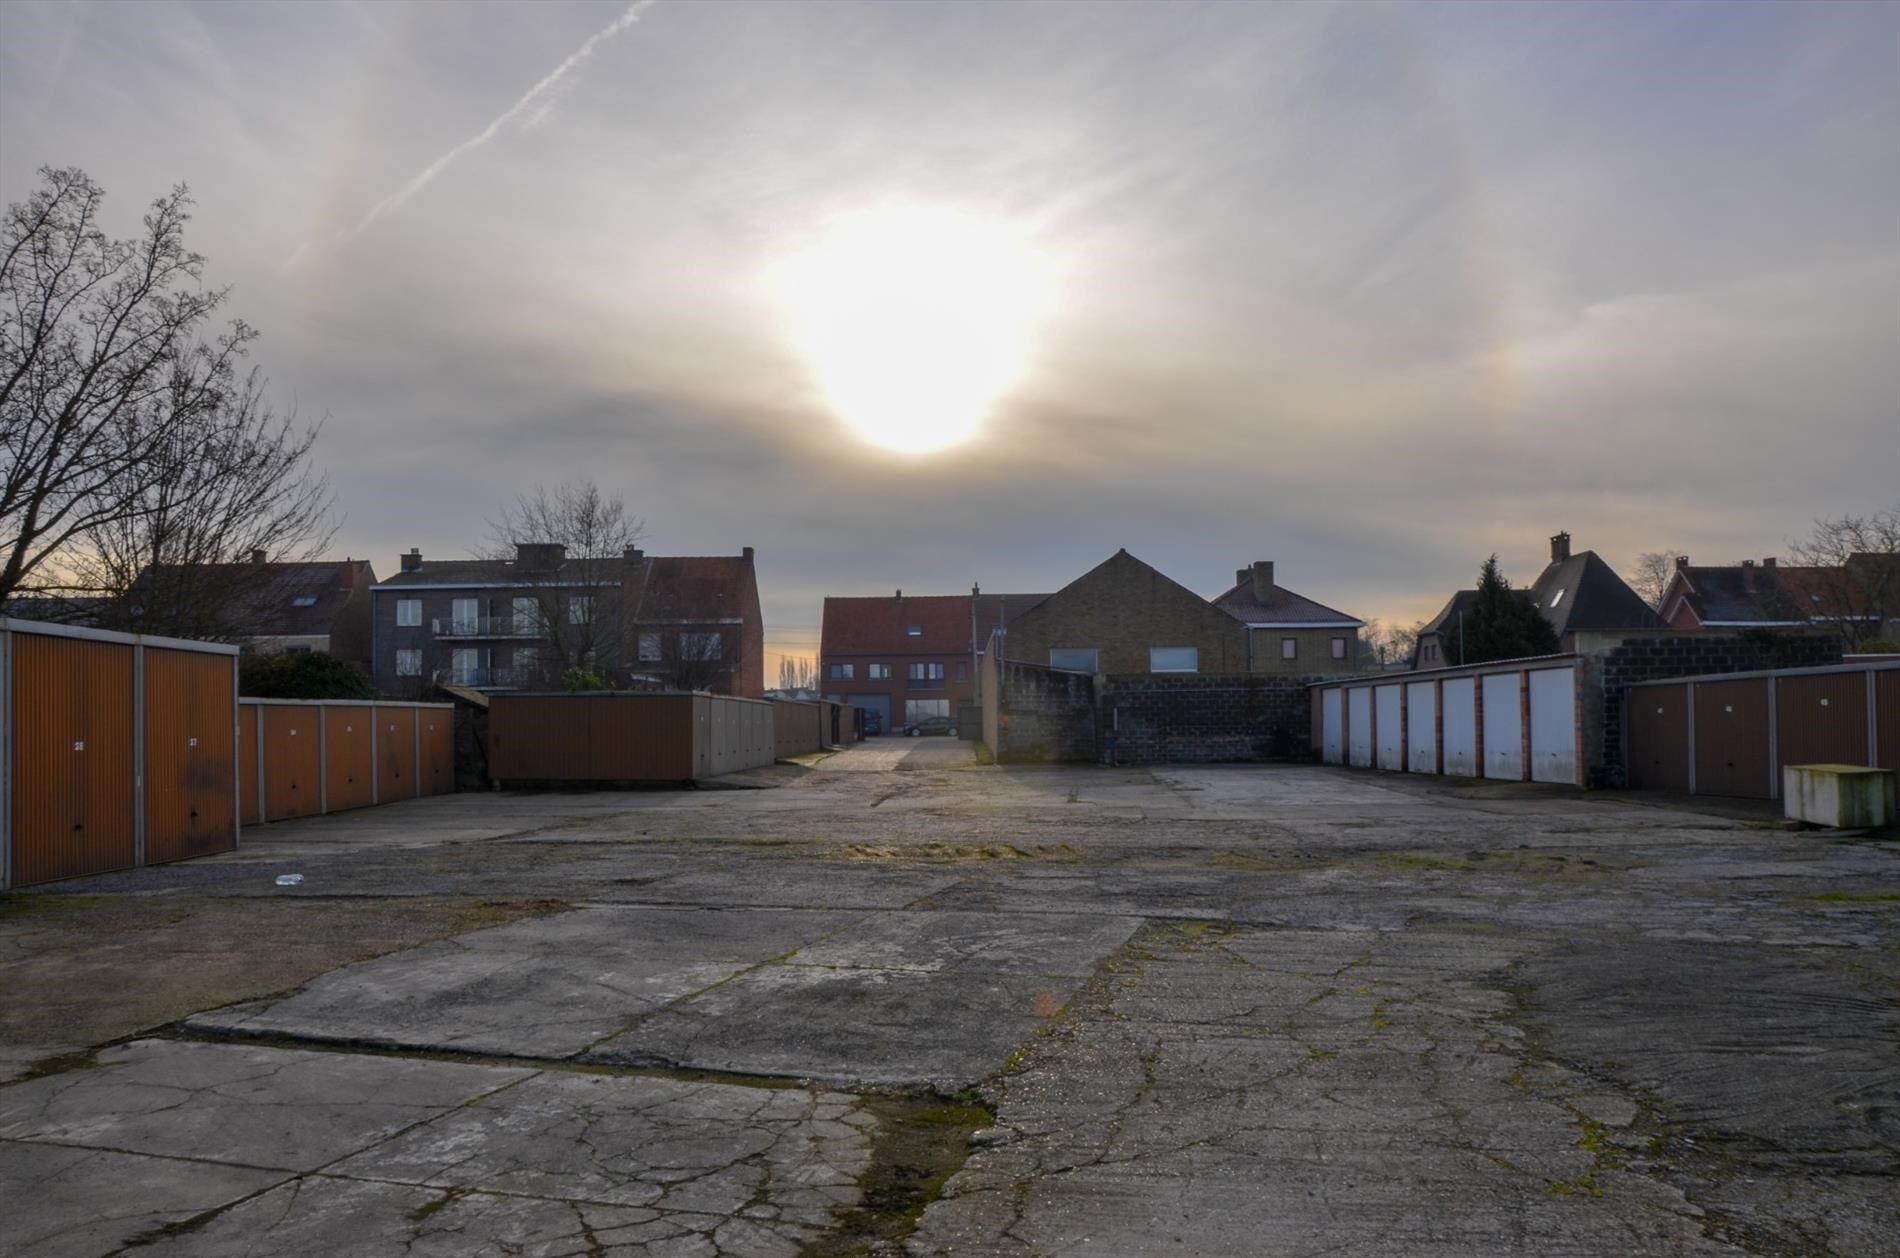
[1,738,1895,1255]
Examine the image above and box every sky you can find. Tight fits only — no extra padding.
[3,0,1896,671]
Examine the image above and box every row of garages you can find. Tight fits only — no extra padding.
[2,618,452,890]
[1312,659,1585,785]
[1627,662,1898,799]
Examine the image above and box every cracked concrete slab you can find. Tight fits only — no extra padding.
[0,1141,285,1258]
[0,1039,533,1170]
[5,748,1897,1255]
[331,1072,872,1227]
[186,906,862,1058]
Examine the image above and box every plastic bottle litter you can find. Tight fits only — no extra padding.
[274,874,303,887]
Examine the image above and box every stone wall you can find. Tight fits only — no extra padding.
[990,659,1097,763]
[1576,630,1842,786]
[1101,674,1319,764]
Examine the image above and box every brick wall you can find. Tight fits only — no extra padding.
[1102,673,1320,763]
[989,659,1097,763]
[1002,550,1248,676]
[1578,630,1841,785]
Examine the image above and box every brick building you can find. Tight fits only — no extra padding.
[997,549,1250,676]
[821,588,1048,732]
[1416,532,1660,667]
[1213,560,1364,674]
[371,543,763,698]
[1658,553,1899,645]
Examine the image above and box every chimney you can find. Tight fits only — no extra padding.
[1676,555,1690,571]
[401,548,422,573]
[742,546,754,564]
[1762,556,1776,570]
[1550,531,1571,563]
[624,546,644,563]
[895,588,902,599]
[1742,558,1756,592]
[1250,561,1275,605]
[1235,567,1250,589]
[515,542,565,570]
[250,548,266,564]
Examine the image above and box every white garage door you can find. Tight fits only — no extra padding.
[1441,677,1477,777]
[1482,671,1523,780]
[1406,681,1436,774]
[1528,668,1577,784]
[1375,685,1403,771]
[1348,688,1373,767]
[1322,689,1343,764]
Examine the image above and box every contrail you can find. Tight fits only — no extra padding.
[293,0,655,265]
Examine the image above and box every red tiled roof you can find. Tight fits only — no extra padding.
[628,557,754,621]
[821,593,1051,656]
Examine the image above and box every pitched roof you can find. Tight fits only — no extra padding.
[822,591,1051,655]
[135,560,372,637]
[1213,581,1361,627]
[374,557,622,588]
[627,556,756,622]
[1528,551,1661,636]
[1669,559,1890,625]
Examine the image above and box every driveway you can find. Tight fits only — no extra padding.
[2,743,1895,1256]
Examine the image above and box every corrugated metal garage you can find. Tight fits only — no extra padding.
[1527,667,1578,785]
[1626,662,1896,799]
[1481,672,1522,781]
[1406,680,1436,773]
[2,619,236,891]
[1375,685,1403,771]
[489,691,777,784]
[1441,677,1477,777]
[241,698,456,821]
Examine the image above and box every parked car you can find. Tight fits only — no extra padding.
[903,715,955,737]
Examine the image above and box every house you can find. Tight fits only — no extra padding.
[370,543,764,697]
[997,549,1251,676]
[1212,561,1364,674]
[821,587,1050,732]
[1660,554,1899,644]
[1415,532,1659,667]
[371,544,626,695]
[125,553,376,666]
[624,548,765,698]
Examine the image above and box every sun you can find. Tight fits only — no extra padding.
[769,209,1044,454]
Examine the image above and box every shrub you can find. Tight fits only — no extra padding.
[239,652,376,699]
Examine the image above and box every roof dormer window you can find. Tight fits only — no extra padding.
[1548,588,1565,608]
[906,624,922,636]
[291,595,318,607]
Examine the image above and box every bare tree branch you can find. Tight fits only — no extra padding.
[483,480,640,686]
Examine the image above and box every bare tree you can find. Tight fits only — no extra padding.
[1625,550,1682,611]
[484,480,640,685]
[1359,617,1424,668]
[777,655,817,692]
[2,168,259,602]
[67,367,334,638]
[1787,506,1900,648]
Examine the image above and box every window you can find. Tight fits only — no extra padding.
[1331,638,1348,660]
[569,595,593,625]
[906,624,923,637]
[868,663,892,679]
[1149,646,1198,673]
[956,661,968,680]
[1281,638,1298,660]
[395,649,422,676]
[291,595,317,607]
[638,633,662,662]
[905,699,950,722]
[1548,588,1565,609]
[1049,648,1098,672]
[451,597,479,634]
[830,662,855,680]
[512,597,539,635]
[513,647,539,679]
[680,631,722,660]
[396,598,422,627]
[909,662,945,680]
[450,648,478,683]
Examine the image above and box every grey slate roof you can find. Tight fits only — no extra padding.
[1528,552,1661,636]
[1213,582,1361,626]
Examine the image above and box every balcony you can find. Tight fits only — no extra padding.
[432,615,542,640]
[442,666,523,689]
